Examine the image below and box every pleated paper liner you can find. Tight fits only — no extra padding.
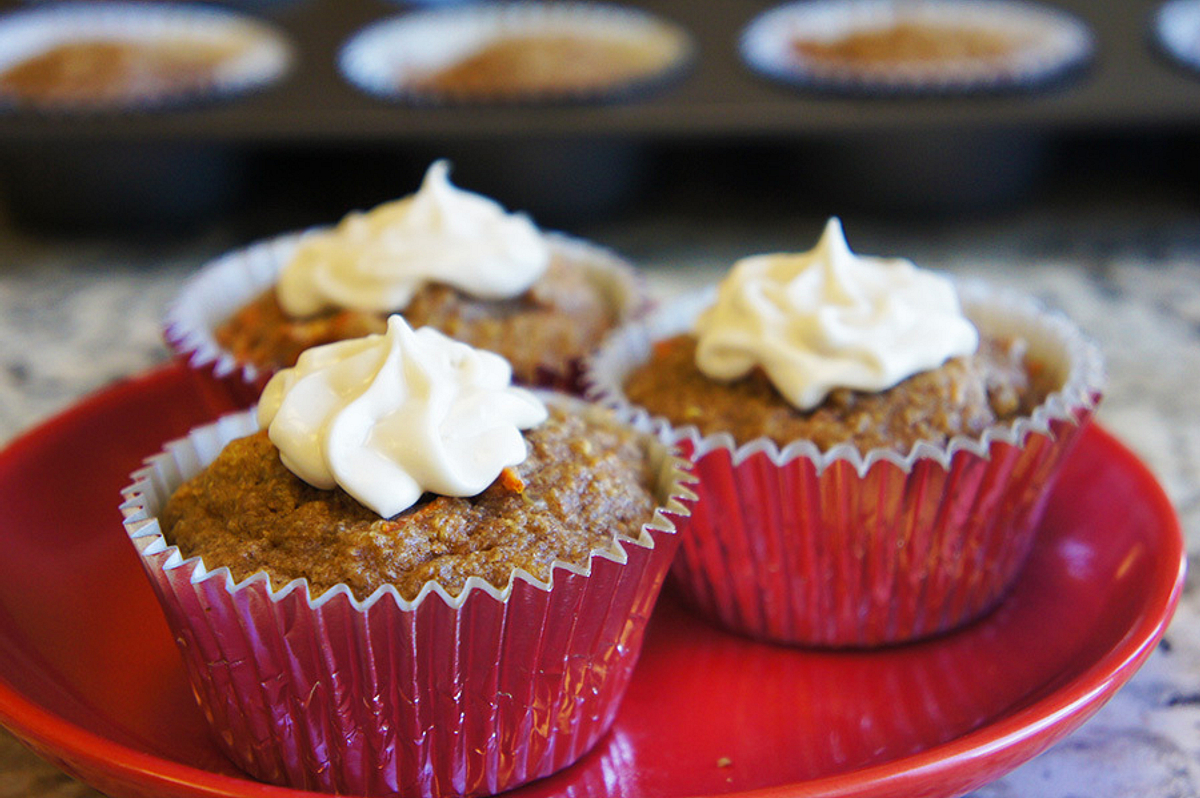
[164,230,648,410]
[120,396,695,797]
[584,281,1105,647]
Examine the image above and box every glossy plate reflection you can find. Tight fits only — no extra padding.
[0,364,1184,798]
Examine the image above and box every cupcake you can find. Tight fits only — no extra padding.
[739,0,1093,94]
[122,316,695,797]
[0,1,293,111]
[585,218,1104,647]
[165,159,646,408]
[338,1,693,104]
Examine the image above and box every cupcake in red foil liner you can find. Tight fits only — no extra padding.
[122,319,695,796]
[0,1,293,112]
[739,0,1093,95]
[164,159,648,410]
[338,1,694,106]
[584,219,1104,648]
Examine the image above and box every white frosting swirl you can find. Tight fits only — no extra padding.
[257,315,548,518]
[276,160,550,317]
[694,218,979,410]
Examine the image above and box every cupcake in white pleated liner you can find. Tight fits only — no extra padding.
[584,224,1104,648]
[164,160,649,409]
[740,0,1093,94]
[121,376,695,797]
[338,1,694,105]
[1153,0,1200,75]
[0,1,293,112]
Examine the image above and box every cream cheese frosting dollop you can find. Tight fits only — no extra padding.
[257,315,548,518]
[694,218,979,410]
[276,159,550,317]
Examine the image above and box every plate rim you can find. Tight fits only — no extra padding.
[0,364,1186,798]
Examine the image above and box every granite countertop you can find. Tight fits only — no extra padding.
[0,176,1197,798]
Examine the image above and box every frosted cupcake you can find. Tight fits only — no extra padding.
[740,0,1093,94]
[166,160,645,408]
[586,218,1104,647]
[0,1,292,111]
[123,316,694,796]
[338,1,693,104]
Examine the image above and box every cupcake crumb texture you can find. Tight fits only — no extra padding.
[625,334,1050,452]
[216,254,616,385]
[406,33,682,97]
[0,38,243,105]
[790,22,1030,68]
[161,404,657,601]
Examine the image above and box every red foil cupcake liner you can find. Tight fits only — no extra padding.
[164,231,647,411]
[585,281,1105,647]
[121,403,694,796]
[668,413,1089,646]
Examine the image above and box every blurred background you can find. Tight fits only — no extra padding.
[0,0,1196,237]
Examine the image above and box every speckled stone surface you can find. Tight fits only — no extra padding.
[0,173,1197,798]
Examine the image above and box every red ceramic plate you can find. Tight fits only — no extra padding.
[0,365,1184,798]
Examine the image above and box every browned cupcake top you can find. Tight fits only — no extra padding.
[624,334,1051,453]
[215,253,618,386]
[161,403,657,601]
[0,38,241,104]
[791,22,1027,66]
[408,33,680,97]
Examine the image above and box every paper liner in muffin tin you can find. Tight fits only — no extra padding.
[584,281,1105,647]
[1153,0,1200,75]
[338,1,694,105]
[164,228,649,409]
[740,0,1094,95]
[0,1,294,112]
[120,396,695,797]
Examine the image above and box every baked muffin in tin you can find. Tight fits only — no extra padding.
[339,1,693,104]
[0,1,292,111]
[740,0,1093,94]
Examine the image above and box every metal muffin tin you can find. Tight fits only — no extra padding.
[0,0,1193,225]
[0,0,1194,142]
